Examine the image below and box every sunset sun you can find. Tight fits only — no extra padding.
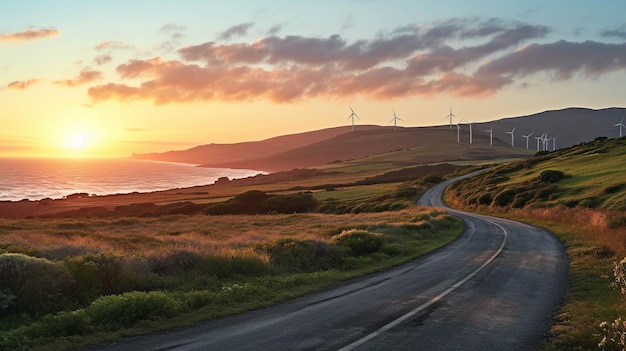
[63,130,93,151]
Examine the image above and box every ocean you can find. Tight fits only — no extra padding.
[0,158,262,201]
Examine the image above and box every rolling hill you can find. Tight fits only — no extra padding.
[132,107,625,172]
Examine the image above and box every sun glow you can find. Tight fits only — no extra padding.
[65,131,91,150]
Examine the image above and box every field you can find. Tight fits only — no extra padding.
[0,175,463,351]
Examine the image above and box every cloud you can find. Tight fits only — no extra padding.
[86,18,626,104]
[0,28,60,42]
[218,23,254,40]
[476,40,626,80]
[94,54,112,65]
[7,79,41,90]
[55,68,103,87]
[601,25,626,39]
[94,40,134,51]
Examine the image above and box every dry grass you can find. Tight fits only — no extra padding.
[0,209,434,261]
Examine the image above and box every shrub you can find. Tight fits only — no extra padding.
[477,192,493,205]
[604,184,625,194]
[493,188,517,207]
[64,254,133,300]
[87,291,181,329]
[205,191,317,215]
[333,230,385,256]
[0,253,74,316]
[260,239,345,273]
[539,170,565,183]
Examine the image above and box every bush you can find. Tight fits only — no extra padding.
[333,230,385,256]
[0,253,74,316]
[205,191,317,215]
[64,254,133,300]
[87,291,181,329]
[539,170,565,183]
[259,239,345,273]
[493,188,517,207]
[477,192,493,205]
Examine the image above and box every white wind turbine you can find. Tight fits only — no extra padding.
[542,133,550,151]
[390,110,403,132]
[456,120,462,143]
[467,121,476,144]
[615,118,625,138]
[444,106,456,129]
[521,132,534,150]
[505,127,516,147]
[550,135,559,151]
[347,106,360,132]
[485,127,494,146]
[534,134,545,151]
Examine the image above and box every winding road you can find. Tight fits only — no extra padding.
[83,175,568,351]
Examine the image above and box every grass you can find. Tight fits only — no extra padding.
[0,206,463,351]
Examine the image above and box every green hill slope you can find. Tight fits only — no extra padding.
[448,136,626,210]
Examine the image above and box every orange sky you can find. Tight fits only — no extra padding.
[2,1,626,158]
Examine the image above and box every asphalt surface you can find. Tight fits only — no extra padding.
[82,175,568,351]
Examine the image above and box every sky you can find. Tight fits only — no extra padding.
[2,0,626,158]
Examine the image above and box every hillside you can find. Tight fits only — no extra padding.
[447,136,626,210]
[475,107,626,150]
[132,125,380,166]
[132,107,625,171]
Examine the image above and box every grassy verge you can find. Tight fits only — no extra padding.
[0,208,462,351]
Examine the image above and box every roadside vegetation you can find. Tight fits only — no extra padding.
[445,136,626,350]
[0,176,463,351]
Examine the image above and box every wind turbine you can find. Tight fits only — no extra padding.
[534,134,544,151]
[521,132,534,150]
[485,127,493,146]
[542,133,550,151]
[443,106,456,129]
[615,118,625,138]
[347,106,360,132]
[456,120,462,143]
[550,135,559,151]
[389,110,403,132]
[467,121,476,144]
[505,127,516,147]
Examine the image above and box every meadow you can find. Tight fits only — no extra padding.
[445,136,626,350]
[0,183,462,351]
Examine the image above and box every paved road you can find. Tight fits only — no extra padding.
[83,175,568,351]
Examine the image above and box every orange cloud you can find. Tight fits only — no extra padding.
[85,19,626,105]
[7,79,41,90]
[0,28,60,42]
[55,68,103,87]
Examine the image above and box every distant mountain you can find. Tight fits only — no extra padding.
[132,107,625,172]
[478,107,625,150]
[132,125,381,165]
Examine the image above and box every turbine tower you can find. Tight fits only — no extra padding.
[550,135,559,151]
[534,134,544,151]
[521,132,534,150]
[456,120,462,143]
[347,106,360,132]
[485,127,493,146]
[444,106,456,129]
[389,110,403,132]
[615,118,625,138]
[542,134,550,151]
[505,127,516,147]
[467,121,476,144]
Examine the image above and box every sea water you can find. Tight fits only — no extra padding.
[0,158,262,201]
